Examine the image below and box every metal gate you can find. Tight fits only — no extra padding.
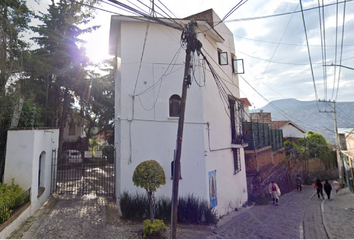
[51,149,115,197]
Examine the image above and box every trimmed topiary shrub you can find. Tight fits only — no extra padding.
[132,160,166,223]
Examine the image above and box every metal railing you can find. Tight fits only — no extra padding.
[0,188,31,226]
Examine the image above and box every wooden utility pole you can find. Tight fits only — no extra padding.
[170,20,199,239]
[333,101,344,185]
[319,99,344,185]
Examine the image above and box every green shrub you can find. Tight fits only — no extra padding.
[178,194,201,223]
[119,192,148,221]
[0,180,25,224]
[143,219,166,239]
[154,196,171,222]
[120,192,218,225]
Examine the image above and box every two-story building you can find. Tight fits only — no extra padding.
[109,9,248,216]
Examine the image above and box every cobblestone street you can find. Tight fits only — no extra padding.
[8,184,354,239]
[203,185,314,239]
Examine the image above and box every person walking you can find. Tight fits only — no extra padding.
[295,174,302,191]
[314,178,325,199]
[268,180,281,206]
[323,180,332,200]
[333,180,340,193]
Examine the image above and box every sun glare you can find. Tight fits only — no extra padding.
[85,38,112,64]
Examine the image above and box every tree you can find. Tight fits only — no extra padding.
[75,62,115,150]
[306,131,335,169]
[0,0,32,134]
[31,0,99,154]
[132,160,166,223]
[0,0,32,98]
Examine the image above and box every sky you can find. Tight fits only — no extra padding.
[27,0,354,109]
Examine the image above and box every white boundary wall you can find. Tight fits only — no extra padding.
[1,129,59,238]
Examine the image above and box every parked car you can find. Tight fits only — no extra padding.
[64,150,83,163]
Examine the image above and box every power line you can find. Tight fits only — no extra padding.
[317,0,328,101]
[334,0,347,101]
[132,20,150,97]
[157,0,179,19]
[331,0,340,101]
[224,0,353,23]
[251,3,298,98]
[233,34,354,47]
[299,0,319,105]
[106,0,183,30]
[134,47,183,96]
[237,50,313,66]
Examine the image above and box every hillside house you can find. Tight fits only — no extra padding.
[271,120,306,140]
[338,128,354,192]
[109,9,248,216]
[250,112,306,140]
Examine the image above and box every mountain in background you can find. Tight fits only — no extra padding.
[250,98,354,144]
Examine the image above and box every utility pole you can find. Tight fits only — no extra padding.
[170,20,200,239]
[319,99,344,185]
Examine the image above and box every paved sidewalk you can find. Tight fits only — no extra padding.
[322,187,354,239]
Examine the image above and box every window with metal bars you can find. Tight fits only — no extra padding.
[233,148,241,174]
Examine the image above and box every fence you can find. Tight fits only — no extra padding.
[243,122,284,151]
[0,188,31,227]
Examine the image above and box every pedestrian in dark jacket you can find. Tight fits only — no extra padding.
[295,175,302,191]
[314,178,324,199]
[324,180,332,200]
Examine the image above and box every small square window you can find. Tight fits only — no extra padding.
[232,58,245,74]
[218,51,228,65]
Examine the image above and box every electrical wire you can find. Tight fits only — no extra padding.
[334,0,347,101]
[233,33,354,47]
[134,47,183,96]
[132,20,150,96]
[106,0,183,30]
[299,0,319,105]
[157,0,179,19]
[224,0,353,23]
[330,0,339,101]
[135,0,182,27]
[251,4,298,98]
[317,0,328,101]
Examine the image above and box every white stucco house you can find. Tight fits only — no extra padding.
[271,120,306,139]
[109,9,248,216]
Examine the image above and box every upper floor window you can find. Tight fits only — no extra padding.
[231,54,245,74]
[169,94,181,117]
[218,49,228,65]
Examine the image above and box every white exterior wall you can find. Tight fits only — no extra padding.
[4,129,59,215]
[281,124,306,138]
[111,13,248,217]
[199,12,248,215]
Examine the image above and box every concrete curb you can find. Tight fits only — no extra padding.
[300,191,316,239]
[320,199,333,239]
